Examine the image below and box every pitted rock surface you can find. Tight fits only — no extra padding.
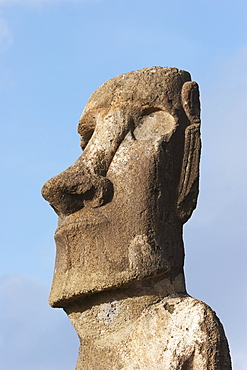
[42,67,231,369]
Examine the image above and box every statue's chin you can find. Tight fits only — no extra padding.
[50,226,177,308]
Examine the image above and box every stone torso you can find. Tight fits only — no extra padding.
[66,294,230,370]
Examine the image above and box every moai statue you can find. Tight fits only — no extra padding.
[42,67,231,369]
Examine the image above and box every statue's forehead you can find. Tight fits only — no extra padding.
[83,67,191,113]
[78,67,192,139]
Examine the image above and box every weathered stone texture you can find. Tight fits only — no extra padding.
[65,279,230,370]
[42,67,231,369]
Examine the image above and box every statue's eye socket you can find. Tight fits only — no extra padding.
[134,110,176,141]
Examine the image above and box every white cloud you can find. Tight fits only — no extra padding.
[0,17,12,52]
[0,275,78,370]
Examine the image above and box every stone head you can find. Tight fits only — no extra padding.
[42,67,201,307]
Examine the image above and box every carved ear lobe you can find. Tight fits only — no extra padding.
[176,82,201,223]
[181,81,200,124]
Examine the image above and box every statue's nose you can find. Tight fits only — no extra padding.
[41,160,113,216]
[42,164,89,215]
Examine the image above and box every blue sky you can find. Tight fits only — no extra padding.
[0,0,246,369]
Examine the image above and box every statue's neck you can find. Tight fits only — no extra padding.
[64,272,186,335]
[63,273,186,369]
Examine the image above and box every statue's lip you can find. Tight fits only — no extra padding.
[55,207,108,236]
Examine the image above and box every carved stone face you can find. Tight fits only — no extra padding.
[42,67,201,307]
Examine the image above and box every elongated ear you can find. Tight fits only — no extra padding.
[176,81,201,223]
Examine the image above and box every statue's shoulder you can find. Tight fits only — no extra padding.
[140,295,225,340]
[125,296,231,369]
